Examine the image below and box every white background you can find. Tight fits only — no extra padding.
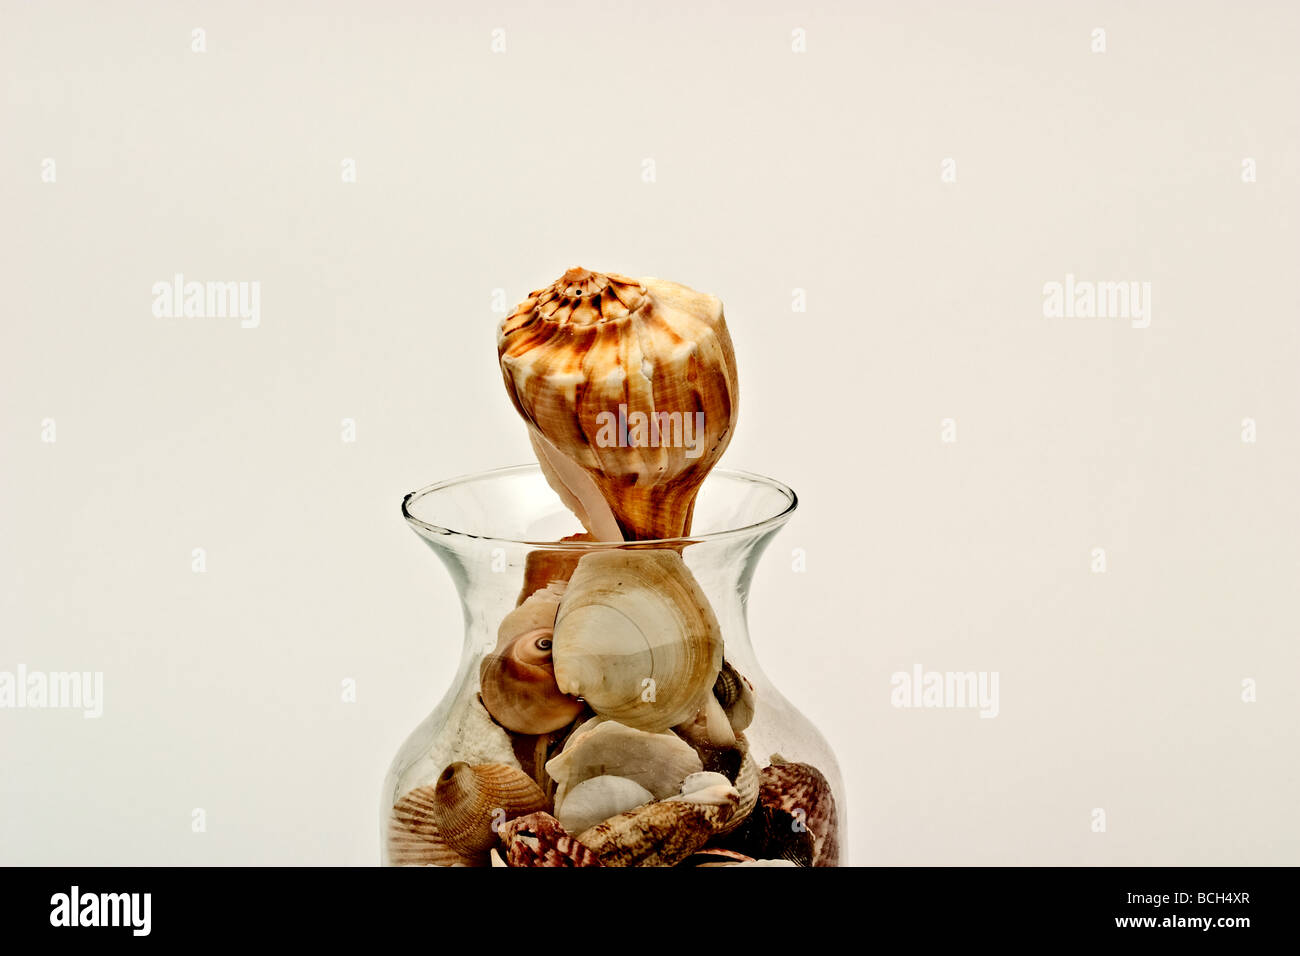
[2,0,1297,864]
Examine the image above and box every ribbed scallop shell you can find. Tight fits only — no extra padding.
[498,267,739,542]
[719,749,760,838]
[479,583,585,734]
[387,786,469,867]
[423,762,550,862]
[497,812,604,867]
[552,549,723,731]
[759,756,840,867]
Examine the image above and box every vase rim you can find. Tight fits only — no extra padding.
[402,463,797,550]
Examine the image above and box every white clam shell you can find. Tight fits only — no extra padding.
[552,549,723,732]
[556,775,654,835]
[545,719,702,810]
[665,771,738,807]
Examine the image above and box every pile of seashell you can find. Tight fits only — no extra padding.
[387,268,839,867]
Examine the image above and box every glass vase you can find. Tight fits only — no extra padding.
[382,464,844,867]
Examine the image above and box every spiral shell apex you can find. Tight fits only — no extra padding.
[552,549,723,731]
[498,267,739,541]
[480,582,585,734]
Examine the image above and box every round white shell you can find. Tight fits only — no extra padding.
[556,775,654,835]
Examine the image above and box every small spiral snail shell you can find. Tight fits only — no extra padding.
[480,582,585,734]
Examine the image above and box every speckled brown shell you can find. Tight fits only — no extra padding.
[497,812,604,867]
[577,798,733,867]
[758,757,839,867]
[498,267,739,541]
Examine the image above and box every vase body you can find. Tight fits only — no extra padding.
[382,465,845,867]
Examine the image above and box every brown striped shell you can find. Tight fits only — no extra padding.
[497,812,604,867]
[498,267,739,542]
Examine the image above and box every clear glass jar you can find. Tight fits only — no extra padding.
[382,464,844,867]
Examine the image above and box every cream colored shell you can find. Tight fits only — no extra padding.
[554,774,654,835]
[544,718,702,811]
[551,549,723,731]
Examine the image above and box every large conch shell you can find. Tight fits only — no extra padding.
[480,582,585,734]
[544,718,702,811]
[552,549,723,731]
[387,762,549,866]
[498,267,739,541]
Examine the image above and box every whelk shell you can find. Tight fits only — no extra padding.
[498,267,739,541]
[544,718,702,810]
[552,549,723,732]
[497,812,604,867]
[480,582,585,734]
